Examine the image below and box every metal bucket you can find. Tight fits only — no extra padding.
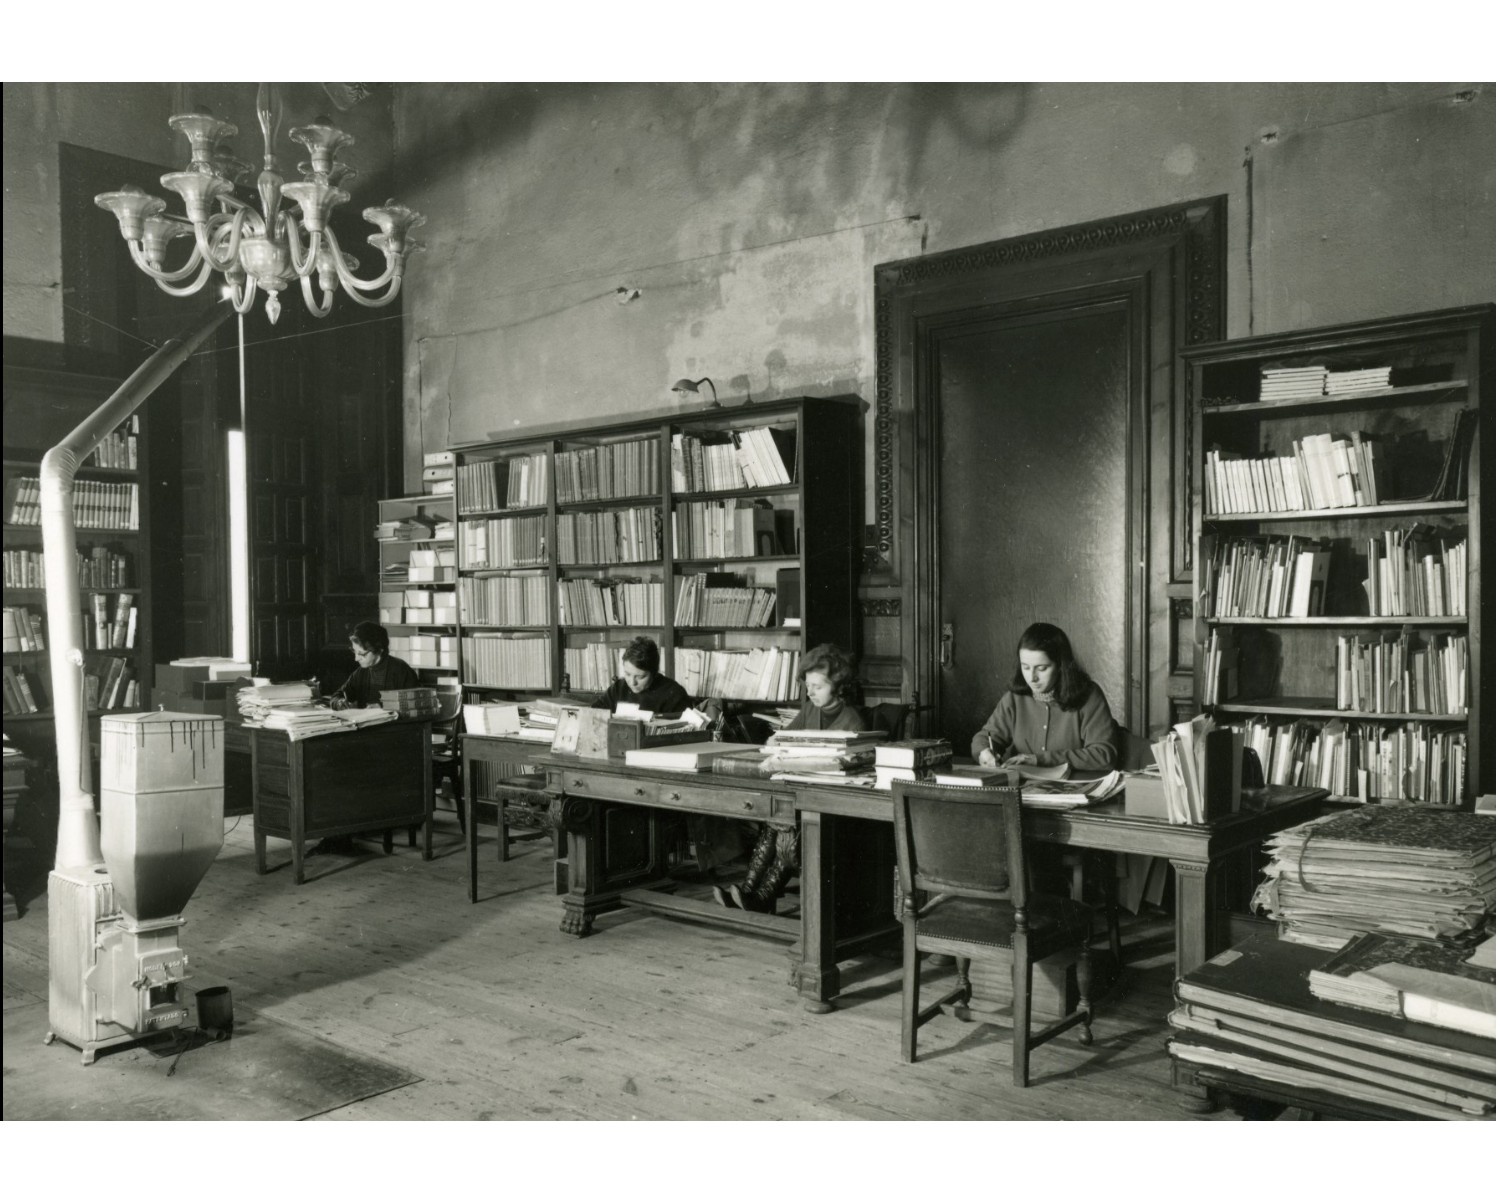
[194,986,233,1036]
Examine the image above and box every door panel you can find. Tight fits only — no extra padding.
[935,303,1130,747]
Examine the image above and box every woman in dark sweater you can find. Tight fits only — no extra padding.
[971,622,1116,771]
[716,643,866,913]
[331,621,422,709]
[590,635,691,715]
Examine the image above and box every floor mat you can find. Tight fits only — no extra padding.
[3,1001,421,1120]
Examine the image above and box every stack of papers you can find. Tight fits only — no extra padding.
[1325,366,1392,394]
[1252,807,1496,950]
[1149,715,1242,824]
[237,682,315,725]
[622,742,750,772]
[1259,364,1329,401]
[761,728,885,776]
[1021,770,1125,808]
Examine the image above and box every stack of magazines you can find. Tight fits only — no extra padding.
[1251,806,1495,950]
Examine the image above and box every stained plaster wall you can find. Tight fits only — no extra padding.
[396,81,1494,499]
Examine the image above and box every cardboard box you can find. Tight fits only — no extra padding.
[407,566,437,582]
[380,607,403,624]
[101,712,225,791]
[1123,771,1170,820]
[154,663,211,692]
[193,679,237,700]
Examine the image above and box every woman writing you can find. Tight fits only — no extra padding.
[591,635,691,715]
[972,622,1116,772]
[716,643,866,913]
[330,621,422,709]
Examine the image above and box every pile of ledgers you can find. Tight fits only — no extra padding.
[1252,806,1495,951]
[237,681,316,726]
[235,681,392,740]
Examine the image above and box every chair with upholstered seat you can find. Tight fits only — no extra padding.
[892,780,1096,1086]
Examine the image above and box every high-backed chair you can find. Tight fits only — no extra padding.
[865,701,913,742]
[892,780,1096,1086]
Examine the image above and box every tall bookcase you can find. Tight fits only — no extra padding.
[3,412,152,756]
[375,492,457,679]
[1185,305,1493,806]
[450,396,861,706]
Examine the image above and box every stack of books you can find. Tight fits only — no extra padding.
[761,727,887,779]
[1251,807,1495,950]
[1325,365,1392,394]
[1308,931,1494,1039]
[378,687,442,719]
[873,738,952,789]
[1258,364,1329,401]
[1167,932,1493,1120]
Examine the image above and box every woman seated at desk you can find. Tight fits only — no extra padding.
[971,622,1116,772]
[715,643,866,913]
[329,621,422,710]
[590,635,691,716]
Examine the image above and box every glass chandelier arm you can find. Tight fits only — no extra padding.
[299,272,336,319]
[149,256,216,297]
[335,275,404,308]
[201,207,251,273]
[128,238,204,284]
[283,211,322,278]
[325,226,399,293]
[229,274,259,315]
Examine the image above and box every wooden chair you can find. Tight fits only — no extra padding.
[495,773,558,862]
[892,780,1095,1086]
[864,701,913,741]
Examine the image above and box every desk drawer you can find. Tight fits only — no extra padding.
[558,770,773,821]
[558,771,655,805]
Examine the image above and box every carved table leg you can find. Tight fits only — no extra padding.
[1170,858,1216,976]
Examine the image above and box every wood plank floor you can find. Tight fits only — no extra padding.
[4,814,1242,1122]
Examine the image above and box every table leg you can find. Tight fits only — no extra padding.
[382,829,394,854]
[1170,859,1214,975]
[465,782,479,903]
[254,825,266,875]
[794,811,839,1013]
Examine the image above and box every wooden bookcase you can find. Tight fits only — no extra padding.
[449,396,861,707]
[1185,305,1493,806]
[375,491,457,681]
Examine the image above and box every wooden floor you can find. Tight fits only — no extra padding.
[4,813,1244,1121]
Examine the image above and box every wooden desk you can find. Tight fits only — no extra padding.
[792,784,1327,1010]
[461,732,551,902]
[250,720,433,884]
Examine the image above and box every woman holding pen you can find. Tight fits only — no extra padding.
[972,622,1116,772]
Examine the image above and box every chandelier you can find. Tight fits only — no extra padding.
[95,83,424,325]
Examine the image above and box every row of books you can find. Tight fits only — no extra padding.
[674,645,800,701]
[87,415,140,469]
[1202,535,1331,618]
[86,592,136,650]
[460,515,549,569]
[2,606,45,653]
[556,508,662,565]
[86,657,138,712]
[456,452,550,513]
[671,500,793,560]
[558,577,664,627]
[673,574,776,628]
[1,664,42,714]
[7,478,139,530]
[459,573,550,626]
[3,547,133,591]
[1362,527,1467,618]
[1203,431,1384,515]
[462,633,552,690]
[555,438,660,503]
[670,426,796,494]
[1335,629,1467,715]
[1230,714,1468,805]
[563,641,625,693]
[1257,363,1393,402]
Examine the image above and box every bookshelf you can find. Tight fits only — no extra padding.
[2,414,151,741]
[374,490,457,680]
[450,396,861,707]
[1186,305,1493,807]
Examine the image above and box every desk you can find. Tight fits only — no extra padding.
[250,720,433,884]
[548,756,1327,1012]
[461,732,551,902]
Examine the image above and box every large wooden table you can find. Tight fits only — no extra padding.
[250,720,433,884]
[544,753,1328,1012]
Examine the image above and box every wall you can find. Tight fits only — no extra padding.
[395,82,1495,496]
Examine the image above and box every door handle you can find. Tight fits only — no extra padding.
[940,622,955,669]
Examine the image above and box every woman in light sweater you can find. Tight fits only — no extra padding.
[971,623,1116,772]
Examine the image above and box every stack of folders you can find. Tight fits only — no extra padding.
[1251,807,1495,950]
[1308,932,1495,1039]
[763,728,888,784]
[1149,715,1242,824]
[1167,933,1494,1120]
[1258,364,1328,401]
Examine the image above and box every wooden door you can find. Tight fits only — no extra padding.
[875,199,1227,743]
[932,298,1134,747]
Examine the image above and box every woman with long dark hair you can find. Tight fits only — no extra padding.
[970,622,1115,772]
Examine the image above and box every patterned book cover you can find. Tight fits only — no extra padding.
[1271,807,1495,859]
[1313,932,1497,990]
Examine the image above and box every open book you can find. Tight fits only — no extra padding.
[1021,770,1125,808]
